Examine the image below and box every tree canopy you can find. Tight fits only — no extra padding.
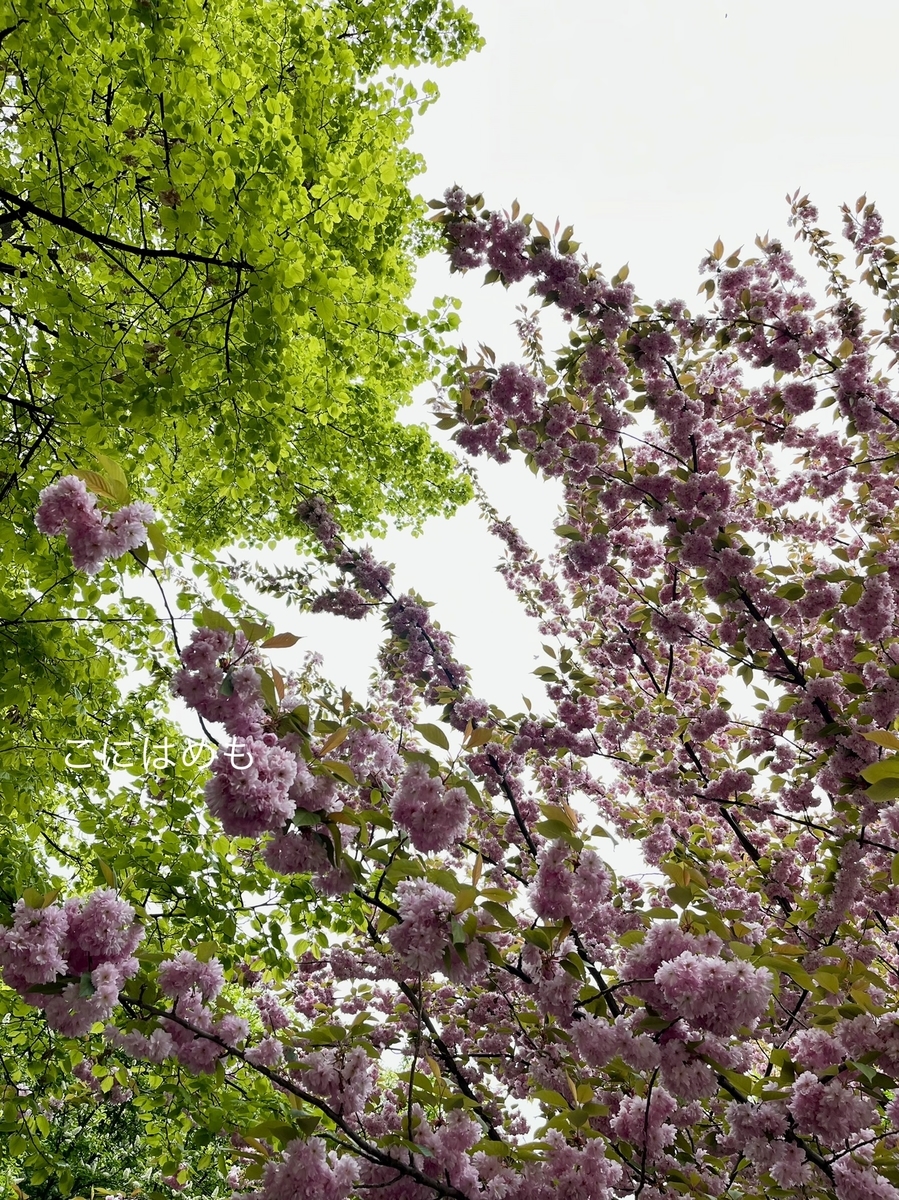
[7,174,899,1200]
[0,0,478,887]
[8,8,899,1200]
[0,0,477,544]
[0,0,481,1191]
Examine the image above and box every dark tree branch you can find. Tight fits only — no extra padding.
[0,187,254,272]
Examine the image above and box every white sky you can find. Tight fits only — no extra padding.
[281,0,899,710]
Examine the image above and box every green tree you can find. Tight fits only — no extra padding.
[0,0,479,815]
[0,0,476,543]
[0,2,479,1190]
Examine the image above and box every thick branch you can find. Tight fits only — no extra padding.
[397,980,505,1144]
[0,187,254,272]
[123,999,473,1200]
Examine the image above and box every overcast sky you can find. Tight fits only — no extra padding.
[285,0,899,712]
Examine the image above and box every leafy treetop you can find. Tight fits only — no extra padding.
[0,0,478,899]
[0,0,478,545]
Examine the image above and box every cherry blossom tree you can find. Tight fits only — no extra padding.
[8,186,899,1200]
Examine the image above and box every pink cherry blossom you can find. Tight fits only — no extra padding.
[788,1071,876,1146]
[0,890,142,1034]
[653,951,772,1034]
[386,880,455,973]
[204,733,297,837]
[833,1155,899,1200]
[171,627,267,737]
[35,475,155,574]
[158,951,225,1002]
[610,1087,677,1159]
[236,1136,357,1200]
[389,761,469,852]
[245,1037,284,1068]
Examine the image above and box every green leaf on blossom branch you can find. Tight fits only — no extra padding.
[861,755,899,782]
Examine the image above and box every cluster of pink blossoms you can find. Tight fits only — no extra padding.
[35,475,155,574]
[173,624,365,890]
[262,821,355,896]
[618,922,772,1035]
[171,627,267,737]
[788,1071,877,1147]
[845,574,897,642]
[574,1014,662,1074]
[173,628,302,837]
[344,726,403,787]
[173,625,375,878]
[254,988,290,1031]
[293,1045,373,1117]
[833,1153,899,1200]
[158,948,225,1000]
[108,950,249,1075]
[389,761,469,852]
[718,1101,811,1188]
[652,949,772,1036]
[355,1107,481,1196]
[454,362,546,462]
[530,840,611,925]
[610,1086,678,1160]
[386,880,455,973]
[236,1136,357,1200]
[205,732,297,838]
[244,1036,284,1068]
[295,495,340,551]
[0,890,142,1035]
